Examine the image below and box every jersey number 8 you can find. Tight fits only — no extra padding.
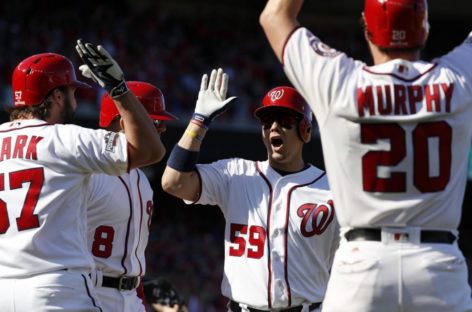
[92,225,115,258]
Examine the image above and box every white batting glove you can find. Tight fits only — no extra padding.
[192,68,236,128]
[75,39,129,98]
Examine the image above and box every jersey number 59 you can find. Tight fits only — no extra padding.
[229,223,266,259]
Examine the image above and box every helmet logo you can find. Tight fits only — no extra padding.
[270,89,284,102]
[14,91,25,106]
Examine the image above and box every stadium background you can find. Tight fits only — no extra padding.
[0,1,470,310]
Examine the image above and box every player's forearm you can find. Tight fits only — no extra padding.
[261,0,304,20]
[177,123,206,151]
[260,0,303,62]
[161,167,200,202]
[114,92,166,168]
[161,123,206,202]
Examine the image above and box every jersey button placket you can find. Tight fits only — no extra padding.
[269,182,289,307]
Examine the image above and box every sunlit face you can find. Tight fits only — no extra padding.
[257,109,305,171]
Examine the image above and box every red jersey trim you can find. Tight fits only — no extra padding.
[118,175,133,275]
[255,161,274,309]
[281,26,302,67]
[0,122,50,133]
[135,171,144,276]
[362,63,438,82]
[283,171,326,306]
[82,274,103,311]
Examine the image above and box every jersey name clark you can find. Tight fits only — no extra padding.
[358,82,454,117]
[0,135,43,162]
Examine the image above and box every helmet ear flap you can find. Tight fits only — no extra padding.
[298,118,311,143]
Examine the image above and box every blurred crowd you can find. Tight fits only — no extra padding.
[0,2,465,128]
[0,1,284,129]
[145,207,226,312]
[0,1,370,130]
[1,1,470,311]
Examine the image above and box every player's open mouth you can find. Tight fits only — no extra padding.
[270,137,283,148]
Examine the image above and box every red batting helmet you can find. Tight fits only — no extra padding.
[363,0,429,49]
[254,86,312,143]
[12,53,90,107]
[99,81,178,127]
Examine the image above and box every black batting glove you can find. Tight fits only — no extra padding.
[75,39,129,98]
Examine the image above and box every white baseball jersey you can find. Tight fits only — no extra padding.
[0,119,128,278]
[282,28,472,312]
[86,169,153,311]
[189,158,339,310]
[283,28,472,230]
[87,169,153,278]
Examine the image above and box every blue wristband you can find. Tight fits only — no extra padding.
[167,145,199,172]
[191,113,211,129]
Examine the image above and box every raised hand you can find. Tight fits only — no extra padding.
[75,39,129,98]
[192,68,236,128]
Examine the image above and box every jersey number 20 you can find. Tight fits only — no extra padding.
[0,168,44,233]
[361,121,451,193]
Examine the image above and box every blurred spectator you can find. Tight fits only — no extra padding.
[0,0,371,131]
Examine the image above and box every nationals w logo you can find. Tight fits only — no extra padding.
[269,89,284,102]
[297,200,335,237]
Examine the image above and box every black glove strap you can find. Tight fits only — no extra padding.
[109,80,129,98]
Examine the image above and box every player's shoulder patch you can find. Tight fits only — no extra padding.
[104,132,118,153]
[309,35,342,57]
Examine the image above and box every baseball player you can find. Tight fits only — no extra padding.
[86,81,178,312]
[0,40,165,311]
[260,0,472,311]
[161,68,339,312]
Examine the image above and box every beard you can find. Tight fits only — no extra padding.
[60,97,76,124]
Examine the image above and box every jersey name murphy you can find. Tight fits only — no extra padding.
[0,135,43,162]
[357,82,454,117]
